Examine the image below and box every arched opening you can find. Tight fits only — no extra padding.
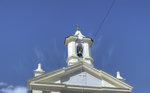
[77,43,83,57]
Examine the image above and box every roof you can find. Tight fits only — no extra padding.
[27,62,133,92]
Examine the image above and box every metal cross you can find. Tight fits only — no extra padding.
[79,72,86,80]
[75,24,80,30]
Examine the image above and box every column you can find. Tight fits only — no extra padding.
[68,41,76,57]
[83,43,90,57]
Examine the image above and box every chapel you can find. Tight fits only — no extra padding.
[27,28,133,93]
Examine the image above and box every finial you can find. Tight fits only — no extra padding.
[75,24,80,30]
[116,71,125,81]
[38,63,41,69]
[34,63,45,77]
[35,63,44,72]
[117,71,123,79]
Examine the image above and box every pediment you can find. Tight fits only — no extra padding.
[61,70,103,87]
[28,63,133,92]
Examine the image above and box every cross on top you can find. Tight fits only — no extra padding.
[75,24,80,30]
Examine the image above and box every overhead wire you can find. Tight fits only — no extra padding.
[93,0,116,40]
[79,1,116,93]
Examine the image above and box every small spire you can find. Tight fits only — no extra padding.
[34,63,45,77]
[34,63,44,72]
[116,71,125,81]
[117,71,123,79]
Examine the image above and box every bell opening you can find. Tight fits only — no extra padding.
[77,44,83,58]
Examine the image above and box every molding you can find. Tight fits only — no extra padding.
[65,36,77,45]
[83,56,94,62]
[64,36,93,46]
[83,37,93,46]
[30,83,131,93]
[67,56,94,64]
[67,55,79,62]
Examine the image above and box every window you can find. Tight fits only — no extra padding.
[77,43,83,57]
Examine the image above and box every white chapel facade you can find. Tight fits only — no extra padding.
[27,28,133,93]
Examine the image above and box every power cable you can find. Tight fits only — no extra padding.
[78,1,116,93]
[93,0,116,40]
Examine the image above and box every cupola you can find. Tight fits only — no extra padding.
[64,25,93,66]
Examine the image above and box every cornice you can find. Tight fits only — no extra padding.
[64,35,93,46]
[30,83,131,93]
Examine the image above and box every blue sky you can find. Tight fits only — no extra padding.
[0,0,150,93]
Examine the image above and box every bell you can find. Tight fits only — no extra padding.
[77,53,82,57]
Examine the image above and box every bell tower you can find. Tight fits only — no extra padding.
[65,26,93,66]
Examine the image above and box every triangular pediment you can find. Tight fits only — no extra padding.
[61,70,103,87]
[28,63,133,92]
